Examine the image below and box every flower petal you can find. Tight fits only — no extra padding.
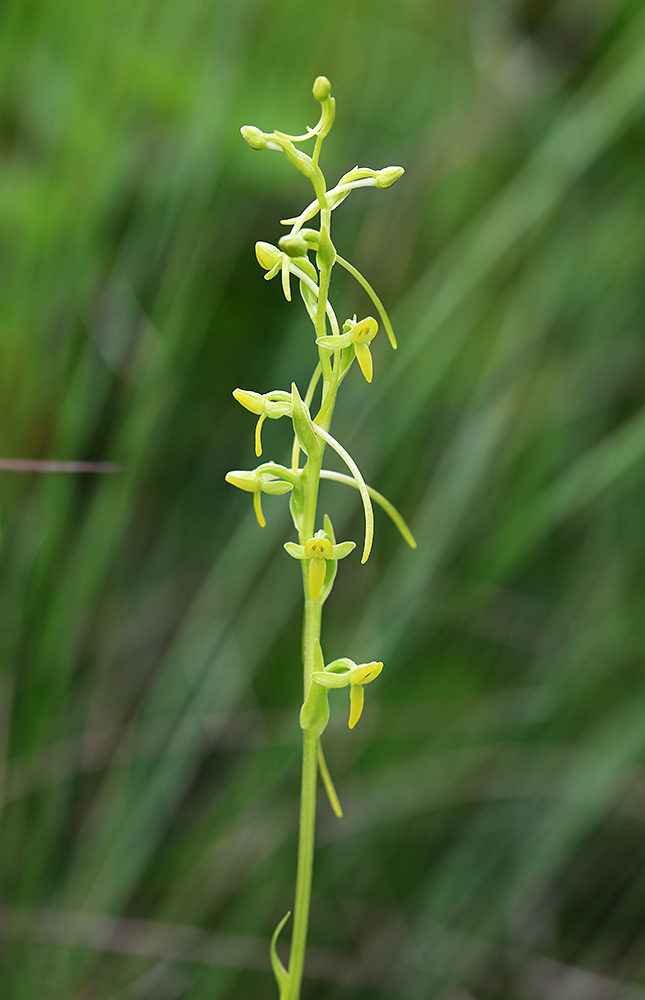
[233,388,265,414]
[253,491,266,527]
[354,342,373,382]
[331,541,356,559]
[351,661,383,685]
[309,557,327,599]
[316,334,352,350]
[310,670,350,689]
[348,684,365,729]
[284,542,306,559]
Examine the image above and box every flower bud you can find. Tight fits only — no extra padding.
[278,234,310,258]
[240,125,267,150]
[299,229,320,250]
[255,241,282,270]
[312,76,331,102]
[376,166,404,189]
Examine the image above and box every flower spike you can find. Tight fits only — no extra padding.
[237,76,410,1000]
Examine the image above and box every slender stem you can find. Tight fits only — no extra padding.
[285,724,318,1000]
[285,162,334,1000]
[312,132,324,169]
[285,591,322,1000]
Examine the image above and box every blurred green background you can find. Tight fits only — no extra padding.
[2,0,645,996]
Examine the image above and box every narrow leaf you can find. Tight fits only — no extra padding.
[270,911,291,997]
[318,742,343,818]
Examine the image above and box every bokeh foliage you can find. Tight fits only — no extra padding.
[2,0,645,996]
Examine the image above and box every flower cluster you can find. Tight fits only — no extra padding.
[228,75,416,722]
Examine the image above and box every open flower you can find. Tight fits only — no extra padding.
[316,315,378,382]
[225,466,295,527]
[255,240,318,302]
[284,529,355,599]
[310,655,383,728]
[232,388,293,457]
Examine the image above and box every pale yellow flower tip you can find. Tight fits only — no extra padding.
[308,557,327,600]
[225,471,255,491]
[233,388,264,414]
[348,684,365,729]
[352,661,383,685]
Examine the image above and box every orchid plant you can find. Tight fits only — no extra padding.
[227,76,415,999]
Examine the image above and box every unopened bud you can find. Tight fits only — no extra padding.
[312,76,331,102]
[299,229,320,249]
[279,234,310,258]
[240,125,267,150]
[376,166,404,189]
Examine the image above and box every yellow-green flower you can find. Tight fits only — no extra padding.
[255,240,318,303]
[285,529,355,599]
[225,466,294,527]
[232,388,293,457]
[310,656,383,728]
[316,315,378,382]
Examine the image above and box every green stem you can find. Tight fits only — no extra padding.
[285,723,318,1000]
[285,589,322,1000]
[285,177,334,1000]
